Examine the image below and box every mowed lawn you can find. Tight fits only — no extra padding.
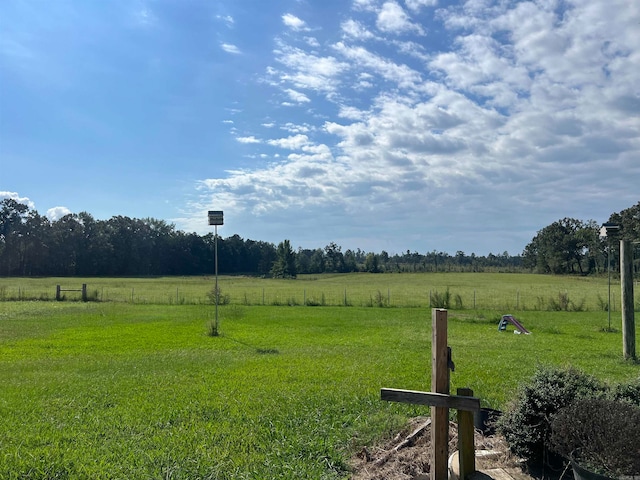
[1,285,638,478]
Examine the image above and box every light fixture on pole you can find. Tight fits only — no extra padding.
[599,222,620,331]
[208,210,224,335]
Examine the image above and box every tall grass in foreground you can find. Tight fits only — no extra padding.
[0,302,638,479]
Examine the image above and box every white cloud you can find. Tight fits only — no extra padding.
[273,42,349,94]
[282,13,309,31]
[353,0,378,12]
[236,136,261,144]
[188,0,640,254]
[341,19,375,40]
[47,206,71,221]
[281,122,312,133]
[405,0,437,12]
[0,191,35,208]
[221,43,241,54]
[216,15,234,27]
[333,42,422,89]
[285,88,311,103]
[267,134,310,150]
[376,1,425,35]
[304,36,320,47]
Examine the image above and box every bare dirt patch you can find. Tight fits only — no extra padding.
[349,416,522,480]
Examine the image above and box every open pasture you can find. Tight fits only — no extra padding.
[0,272,634,311]
[1,275,638,479]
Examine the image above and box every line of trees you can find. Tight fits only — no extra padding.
[522,202,640,275]
[1,199,637,277]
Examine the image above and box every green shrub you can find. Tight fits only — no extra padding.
[608,377,640,406]
[498,365,605,465]
[550,398,640,477]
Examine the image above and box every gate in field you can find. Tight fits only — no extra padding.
[56,284,88,302]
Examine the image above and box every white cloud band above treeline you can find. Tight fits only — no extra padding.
[187,0,640,252]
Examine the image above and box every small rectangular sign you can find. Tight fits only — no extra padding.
[208,210,224,225]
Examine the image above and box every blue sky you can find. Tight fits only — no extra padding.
[1,0,639,255]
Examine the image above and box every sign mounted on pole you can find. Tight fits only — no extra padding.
[208,211,224,226]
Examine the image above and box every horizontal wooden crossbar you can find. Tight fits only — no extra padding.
[381,388,481,412]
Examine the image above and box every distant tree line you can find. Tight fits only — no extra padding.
[522,202,640,275]
[0,199,637,277]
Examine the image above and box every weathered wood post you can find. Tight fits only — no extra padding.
[621,240,636,360]
[432,308,450,480]
[56,285,61,301]
[457,387,476,479]
[82,284,87,302]
[381,308,480,480]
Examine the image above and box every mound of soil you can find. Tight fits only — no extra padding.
[349,416,521,480]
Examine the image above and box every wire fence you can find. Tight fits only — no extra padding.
[1,282,637,312]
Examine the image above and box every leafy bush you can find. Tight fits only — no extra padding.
[498,366,605,465]
[550,398,640,477]
[608,377,640,406]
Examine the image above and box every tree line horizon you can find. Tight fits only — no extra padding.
[0,199,638,278]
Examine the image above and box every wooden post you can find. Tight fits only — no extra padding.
[432,308,449,480]
[621,240,636,360]
[82,284,87,302]
[56,285,61,301]
[381,308,479,480]
[457,388,475,479]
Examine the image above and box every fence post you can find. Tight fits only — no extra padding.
[621,240,636,360]
[56,285,61,301]
[82,284,87,302]
[457,387,476,478]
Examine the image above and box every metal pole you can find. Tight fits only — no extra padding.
[608,239,611,330]
[215,225,219,334]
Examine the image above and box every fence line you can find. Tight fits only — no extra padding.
[0,284,633,312]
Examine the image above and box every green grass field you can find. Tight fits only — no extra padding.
[0,272,635,311]
[1,274,638,479]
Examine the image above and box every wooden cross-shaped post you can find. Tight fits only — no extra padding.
[381,309,480,480]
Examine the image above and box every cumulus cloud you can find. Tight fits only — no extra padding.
[189,0,640,253]
[47,206,71,221]
[282,13,309,31]
[0,191,35,208]
[376,1,425,35]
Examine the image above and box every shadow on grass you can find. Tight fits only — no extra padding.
[222,334,280,355]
